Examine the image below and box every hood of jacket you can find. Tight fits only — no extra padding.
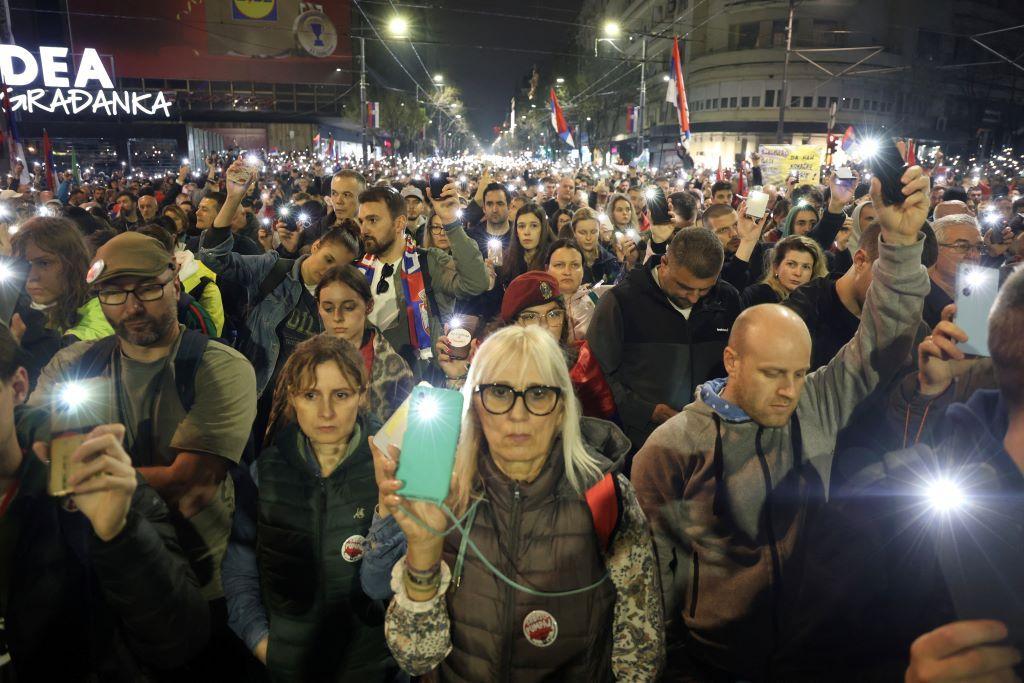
[847,201,872,255]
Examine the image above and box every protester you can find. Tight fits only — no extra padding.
[373,324,664,680]
[740,234,829,307]
[545,238,605,340]
[315,263,413,425]
[223,334,397,680]
[498,202,557,287]
[0,325,211,679]
[588,227,741,454]
[631,163,931,679]
[571,206,621,285]
[924,213,984,327]
[29,229,258,675]
[10,216,114,382]
[199,159,361,398]
[356,183,489,376]
[541,174,580,218]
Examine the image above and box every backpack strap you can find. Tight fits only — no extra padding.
[252,257,295,310]
[73,336,120,380]
[172,329,209,412]
[190,275,213,303]
[585,472,623,554]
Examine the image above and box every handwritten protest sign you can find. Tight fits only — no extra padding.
[757,144,825,185]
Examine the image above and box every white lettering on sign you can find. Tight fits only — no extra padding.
[0,45,168,118]
[7,88,172,117]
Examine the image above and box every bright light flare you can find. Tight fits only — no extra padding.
[644,187,657,201]
[857,138,881,159]
[388,16,409,37]
[37,206,52,217]
[58,381,90,411]
[416,395,440,421]
[925,478,967,513]
[0,262,12,282]
[603,20,621,38]
[260,217,271,226]
[278,206,290,217]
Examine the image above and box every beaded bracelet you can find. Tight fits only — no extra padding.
[404,560,442,590]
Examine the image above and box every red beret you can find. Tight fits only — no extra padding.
[500,271,563,323]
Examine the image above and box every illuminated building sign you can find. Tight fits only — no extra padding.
[0,46,172,117]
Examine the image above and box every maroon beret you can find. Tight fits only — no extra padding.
[500,271,563,323]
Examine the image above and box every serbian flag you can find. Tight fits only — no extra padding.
[367,101,380,129]
[549,88,574,147]
[313,133,321,147]
[840,125,856,152]
[327,133,335,157]
[42,129,55,191]
[716,157,723,182]
[736,160,746,197]
[664,37,691,140]
[905,138,916,165]
[625,105,638,134]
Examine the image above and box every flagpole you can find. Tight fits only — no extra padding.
[359,36,368,164]
[637,36,647,157]
[775,0,796,143]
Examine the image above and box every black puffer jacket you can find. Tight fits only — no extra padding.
[5,406,209,681]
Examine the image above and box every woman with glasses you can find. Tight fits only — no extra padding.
[371,325,664,680]
[315,263,413,425]
[436,272,618,423]
[222,335,400,681]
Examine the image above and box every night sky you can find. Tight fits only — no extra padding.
[358,0,587,143]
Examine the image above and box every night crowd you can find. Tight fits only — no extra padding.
[0,144,1022,682]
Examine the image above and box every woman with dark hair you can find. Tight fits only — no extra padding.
[315,263,413,424]
[550,207,574,237]
[11,216,113,385]
[222,334,398,681]
[498,203,556,288]
[740,234,829,307]
[544,238,610,341]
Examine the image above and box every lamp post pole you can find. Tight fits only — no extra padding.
[359,36,368,163]
[775,0,796,143]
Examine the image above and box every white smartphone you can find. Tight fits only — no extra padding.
[954,264,999,357]
[746,190,769,219]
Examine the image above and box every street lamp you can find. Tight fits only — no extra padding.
[433,73,444,84]
[603,21,621,38]
[387,16,409,38]
[556,77,565,84]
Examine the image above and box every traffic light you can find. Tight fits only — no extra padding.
[827,133,839,156]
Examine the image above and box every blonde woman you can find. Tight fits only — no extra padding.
[367,326,664,681]
[740,234,828,307]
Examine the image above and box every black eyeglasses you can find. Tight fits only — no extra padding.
[938,241,988,256]
[97,280,170,305]
[475,383,562,416]
[377,263,395,295]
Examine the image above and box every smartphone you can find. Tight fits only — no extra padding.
[936,461,1024,651]
[954,264,999,357]
[647,187,671,225]
[870,137,907,206]
[395,385,465,504]
[429,172,451,202]
[746,190,770,219]
[48,378,115,497]
[0,257,28,324]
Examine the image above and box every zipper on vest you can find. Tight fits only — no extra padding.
[501,483,522,683]
[316,476,327,613]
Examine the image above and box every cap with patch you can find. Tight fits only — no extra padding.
[400,185,425,202]
[500,271,563,323]
[87,232,176,286]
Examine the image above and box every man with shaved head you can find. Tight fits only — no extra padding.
[632,163,933,679]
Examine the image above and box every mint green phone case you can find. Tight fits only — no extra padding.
[396,386,465,504]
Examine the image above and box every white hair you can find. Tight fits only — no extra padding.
[451,325,602,512]
[931,213,980,243]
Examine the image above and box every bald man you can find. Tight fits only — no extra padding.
[932,200,970,221]
[632,164,932,679]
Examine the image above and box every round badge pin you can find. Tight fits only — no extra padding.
[523,609,558,647]
[86,259,104,284]
[341,534,366,563]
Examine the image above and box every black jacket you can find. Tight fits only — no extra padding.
[740,281,781,309]
[587,264,740,451]
[5,406,209,681]
[923,278,953,329]
[784,277,860,371]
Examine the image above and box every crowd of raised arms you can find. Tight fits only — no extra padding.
[0,146,1023,683]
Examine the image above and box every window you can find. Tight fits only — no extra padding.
[705,99,712,109]
[765,90,775,107]
[791,95,800,107]
[812,20,847,48]
[712,98,718,108]
[771,19,788,48]
[803,96,813,108]
[871,100,879,111]
[852,98,860,110]
[732,22,760,50]
[752,95,761,107]
[741,96,750,107]
[817,96,827,108]
[729,97,738,108]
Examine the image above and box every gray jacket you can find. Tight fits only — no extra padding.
[631,235,929,678]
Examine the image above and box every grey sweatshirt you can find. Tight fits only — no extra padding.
[631,234,929,678]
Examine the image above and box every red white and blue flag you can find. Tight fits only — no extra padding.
[367,101,380,129]
[664,37,690,140]
[626,105,639,134]
[549,88,574,147]
[840,125,856,152]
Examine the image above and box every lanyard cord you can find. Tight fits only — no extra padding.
[398,498,609,598]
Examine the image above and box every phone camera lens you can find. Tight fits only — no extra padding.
[962,287,972,297]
